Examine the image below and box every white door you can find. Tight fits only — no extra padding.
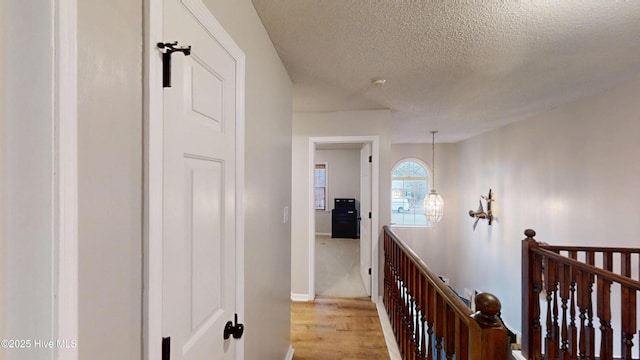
[359,143,372,296]
[162,1,242,359]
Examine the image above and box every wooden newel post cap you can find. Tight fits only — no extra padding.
[524,229,536,238]
[471,292,503,328]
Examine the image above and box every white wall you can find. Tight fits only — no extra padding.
[2,2,55,359]
[452,74,640,338]
[77,0,143,358]
[389,143,459,278]
[202,1,293,359]
[314,149,361,234]
[2,2,293,359]
[76,0,294,357]
[291,110,391,297]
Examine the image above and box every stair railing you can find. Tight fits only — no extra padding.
[383,226,509,360]
[522,229,640,359]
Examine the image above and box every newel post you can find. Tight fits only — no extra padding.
[471,293,509,360]
[522,229,542,359]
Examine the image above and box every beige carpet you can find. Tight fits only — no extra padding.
[315,235,369,298]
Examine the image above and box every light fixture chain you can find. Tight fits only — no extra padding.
[431,131,436,189]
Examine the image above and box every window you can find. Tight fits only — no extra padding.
[391,159,430,226]
[314,163,327,210]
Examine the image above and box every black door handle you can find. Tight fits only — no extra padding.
[223,313,244,340]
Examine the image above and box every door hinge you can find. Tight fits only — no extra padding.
[368,268,372,275]
[368,155,372,163]
[162,337,170,360]
[368,212,372,219]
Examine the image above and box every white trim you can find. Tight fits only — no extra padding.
[376,296,401,360]
[314,232,331,237]
[290,293,313,302]
[370,138,380,301]
[55,0,79,359]
[313,162,328,211]
[233,24,247,360]
[144,1,246,359]
[284,345,295,360]
[308,136,380,302]
[307,140,316,300]
[143,0,163,358]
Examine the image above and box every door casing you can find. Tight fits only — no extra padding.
[359,143,372,296]
[57,1,79,359]
[308,136,380,302]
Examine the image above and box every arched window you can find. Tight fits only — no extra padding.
[391,159,431,226]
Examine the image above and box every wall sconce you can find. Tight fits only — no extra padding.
[469,189,494,230]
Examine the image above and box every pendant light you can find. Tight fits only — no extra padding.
[424,131,444,223]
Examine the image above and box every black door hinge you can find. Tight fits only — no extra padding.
[368,212,372,219]
[368,155,372,163]
[368,268,372,275]
[162,337,170,360]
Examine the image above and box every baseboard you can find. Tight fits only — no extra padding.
[290,292,312,302]
[376,296,402,360]
[511,350,526,360]
[315,232,331,236]
[283,345,294,360]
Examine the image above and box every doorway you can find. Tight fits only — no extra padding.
[314,144,366,298]
[309,136,380,302]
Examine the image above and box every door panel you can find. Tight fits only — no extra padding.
[162,0,239,359]
[187,157,223,330]
[190,60,224,126]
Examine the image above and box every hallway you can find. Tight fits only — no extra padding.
[291,298,389,359]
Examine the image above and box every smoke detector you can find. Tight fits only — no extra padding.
[371,78,386,87]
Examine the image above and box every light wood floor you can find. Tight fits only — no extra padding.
[291,298,390,360]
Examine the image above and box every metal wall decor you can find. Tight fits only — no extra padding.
[469,189,494,230]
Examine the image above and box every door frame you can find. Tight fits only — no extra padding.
[359,143,372,296]
[144,1,246,359]
[56,0,79,359]
[308,136,380,302]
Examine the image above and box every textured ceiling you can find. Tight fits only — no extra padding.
[252,1,640,143]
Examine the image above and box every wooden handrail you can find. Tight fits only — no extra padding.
[522,228,640,360]
[531,246,640,290]
[383,226,509,360]
[540,245,640,254]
